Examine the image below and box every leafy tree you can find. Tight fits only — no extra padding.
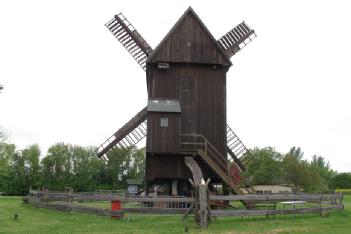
[332,173,351,189]
[4,144,41,195]
[6,151,27,195]
[0,142,15,193]
[242,147,283,185]
[310,155,336,190]
[41,143,73,190]
[282,147,309,192]
[71,145,105,191]
[22,144,41,190]
[105,147,134,189]
[104,147,145,190]
[282,147,328,192]
[128,147,145,180]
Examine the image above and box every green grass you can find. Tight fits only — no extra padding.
[335,189,351,193]
[0,196,350,233]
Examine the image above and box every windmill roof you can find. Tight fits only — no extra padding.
[147,7,232,66]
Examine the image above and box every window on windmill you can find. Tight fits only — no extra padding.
[160,117,168,127]
[157,63,169,69]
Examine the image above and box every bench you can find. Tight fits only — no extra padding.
[281,200,306,209]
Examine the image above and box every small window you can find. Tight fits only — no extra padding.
[160,117,168,127]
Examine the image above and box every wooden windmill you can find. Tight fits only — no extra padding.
[97,7,256,196]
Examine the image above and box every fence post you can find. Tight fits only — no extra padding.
[197,184,209,229]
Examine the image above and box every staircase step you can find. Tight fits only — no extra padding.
[197,149,243,196]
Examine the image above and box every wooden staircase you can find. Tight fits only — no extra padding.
[180,134,244,195]
[96,107,147,161]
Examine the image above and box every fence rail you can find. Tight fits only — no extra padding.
[210,194,343,202]
[28,190,194,203]
[25,190,344,223]
[211,204,344,217]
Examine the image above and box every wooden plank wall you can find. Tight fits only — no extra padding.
[148,10,230,65]
[147,112,180,153]
[147,64,227,156]
[145,153,192,181]
[145,9,231,182]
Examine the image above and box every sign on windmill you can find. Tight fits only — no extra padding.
[97,7,256,200]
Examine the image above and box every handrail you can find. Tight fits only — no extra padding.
[180,133,255,194]
[180,134,228,175]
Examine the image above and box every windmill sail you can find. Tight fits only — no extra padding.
[96,107,147,161]
[226,124,251,165]
[106,13,153,71]
[217,21,256,58]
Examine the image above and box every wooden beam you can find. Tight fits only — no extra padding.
[211,205,344,217]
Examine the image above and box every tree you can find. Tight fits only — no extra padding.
[282,147,328,192]
[71,145,105,191]
[242,147,283,185]
[6,150,27,195]
[22,144,41,190]
[282,149,309,192]
[4,144,41,195]
[102,147,146,190]
[310,155,336,190]
[41,143,73,190]
[127,147,145,180]
[0,142,15,193]
[332,173,351,189]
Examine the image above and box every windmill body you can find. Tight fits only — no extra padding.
[98,7,256,196]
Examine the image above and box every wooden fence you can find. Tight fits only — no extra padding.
[209,194,343,217]
[25,189,344,229]
[26,190,193,215]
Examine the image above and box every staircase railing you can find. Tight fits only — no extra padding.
[180,134,255,196]
[180,134,228,175]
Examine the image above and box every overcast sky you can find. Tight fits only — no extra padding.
[0,0,350,172]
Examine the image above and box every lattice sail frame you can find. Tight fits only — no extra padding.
[105,13,153,71]
[217,21,256,58]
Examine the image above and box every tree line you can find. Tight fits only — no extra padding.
[0,130,350,195]
[242,147,351,192]
[0,139,145,195]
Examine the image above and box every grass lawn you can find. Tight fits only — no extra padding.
[0,195,350,233]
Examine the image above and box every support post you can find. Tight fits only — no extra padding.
[198,184,208,228]
[172,179,178,196]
